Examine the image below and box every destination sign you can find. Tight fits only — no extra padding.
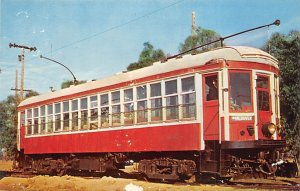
[231,116,253,121]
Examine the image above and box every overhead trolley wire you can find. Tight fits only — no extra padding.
[43,0,186,56]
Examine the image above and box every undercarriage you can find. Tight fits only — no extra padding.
[13,142,298,182]
[219,140,298,179]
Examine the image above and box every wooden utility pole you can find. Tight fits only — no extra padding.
[10,88,32,103]
[15,69,19,102]
[9,43,37,101]
[192,11,197,37]
[20,48,25,100]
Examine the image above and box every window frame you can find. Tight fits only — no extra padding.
[150,82,163,122]
[33,107,39,134]
[40,105,46,134]
[229,70,253,113]
[124,88,134,125]
[26,108,33,135]
[80,97,88,130]
[136,84,148,124]
[62,100,70,131]
[22,74,200,136]
[47,104,54,133]
[204,74,218,102]
[100,93,110,128]
[181,76,196,119]
[71,99,79,131]
[256,74,271,111]
[54,102,62,132]
[89,95,99,130]
[111,90,121,127]
[165,79,179,121]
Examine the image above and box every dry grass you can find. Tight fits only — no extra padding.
[0,175,277,191]
[0,160,12,171]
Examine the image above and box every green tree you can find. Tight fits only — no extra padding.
[0,96,18,157]
[61,80,87,89]
[0,92,40,157]
[127,42,166,71]
[263,31,300,155]
[179,27,222,54]
[25,90,39,98]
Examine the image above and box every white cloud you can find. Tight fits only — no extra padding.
[16,11,29,18]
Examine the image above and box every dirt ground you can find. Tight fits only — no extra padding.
[0,160,299,191]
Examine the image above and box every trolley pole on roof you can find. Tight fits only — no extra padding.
[167,19,280,60]
[9,43,37,101]
[219,19,281,47]
[40,55,78,86]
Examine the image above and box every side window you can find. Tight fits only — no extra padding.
[124,89,134,125]
[181,76,196,119]
[63,101,70,131]
[257,75,270,111]
[80,97,88,130]
[205,75,218,101]
[100,94,109,128]
[137,85,148,123]
[33,108,39,134]
[150,83,162,122]
[47,104,53,133]
[26,109,32,135]
[165,79,178,120]
[71,99,79,131]
[54,103,61,132]
[111,91,121,126]
[137,85,147,100]
[40,106,46,134]
[90,95,98,130]
[21,112,25,127]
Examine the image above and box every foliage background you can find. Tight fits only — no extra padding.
[263,31,300,156]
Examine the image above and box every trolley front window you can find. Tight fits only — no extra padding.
[229,71,252,112]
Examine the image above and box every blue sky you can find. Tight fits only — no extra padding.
[0,0,299,101]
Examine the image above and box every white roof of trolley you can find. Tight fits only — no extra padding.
[19,46,278,108]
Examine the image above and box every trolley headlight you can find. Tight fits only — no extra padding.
[262,123,276,137]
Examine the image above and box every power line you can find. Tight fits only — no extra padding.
[8,0,184,68]
[43,0,185,55]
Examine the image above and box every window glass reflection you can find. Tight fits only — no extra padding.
[229,72,252,111]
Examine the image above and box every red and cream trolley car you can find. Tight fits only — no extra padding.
[16,46,288,180]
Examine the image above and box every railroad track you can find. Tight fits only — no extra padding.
[1,170,300,190]
[223,181,300,191]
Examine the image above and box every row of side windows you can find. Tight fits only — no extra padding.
[23,76,196,135]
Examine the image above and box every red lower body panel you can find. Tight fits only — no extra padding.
[22,123,201,154]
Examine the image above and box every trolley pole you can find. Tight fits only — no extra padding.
[167,19,280,59]
[40,55,78,85]
[9,43,37,101]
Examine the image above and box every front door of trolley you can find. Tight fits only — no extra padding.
[203,73,219,140]
[256,74,272,139]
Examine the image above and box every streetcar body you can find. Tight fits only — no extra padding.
[16,46,286,179]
